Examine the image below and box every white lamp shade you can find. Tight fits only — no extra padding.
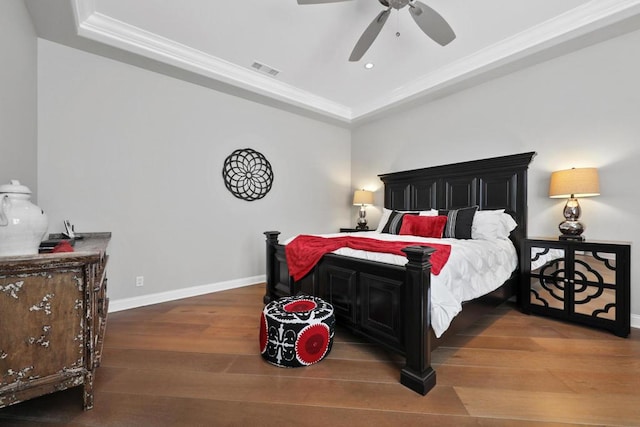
[549,168,600,198]
[353,190,374,205]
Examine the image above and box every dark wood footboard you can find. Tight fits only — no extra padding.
[264,230,437,395]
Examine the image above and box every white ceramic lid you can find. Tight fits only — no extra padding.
[0,180,33,195]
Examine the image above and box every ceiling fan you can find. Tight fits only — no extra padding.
[298,0,456,61]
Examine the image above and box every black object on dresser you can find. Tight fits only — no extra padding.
[521,237,630,337]
[339,227,370,232]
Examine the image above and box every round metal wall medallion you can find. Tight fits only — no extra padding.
[222,148,273,201]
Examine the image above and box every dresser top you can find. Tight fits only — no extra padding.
[0,232,111,269]
[526,236,631,246]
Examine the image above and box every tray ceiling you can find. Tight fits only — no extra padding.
[25,0,640,125]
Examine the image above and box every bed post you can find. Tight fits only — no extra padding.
[264,231,281,304]
[400,246,437,395]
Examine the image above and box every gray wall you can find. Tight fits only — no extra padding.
[0,0,37,200]
[5,1,639,323]
[352,29,640,320]
[37,39,351,302]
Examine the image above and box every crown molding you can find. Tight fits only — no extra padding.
[70,0,95,25]
[352,0,640,120]
[72,1,353,122]
[71,0,640,124]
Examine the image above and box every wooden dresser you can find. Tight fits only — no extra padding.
[0,233,110,410]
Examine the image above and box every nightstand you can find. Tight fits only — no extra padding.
[339,228,370,232]
[521,237,630,337]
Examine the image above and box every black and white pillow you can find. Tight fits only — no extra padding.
[381,211,418,234]
[438,206,478,239]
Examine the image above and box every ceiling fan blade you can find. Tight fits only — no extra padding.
[349,9,391,62]
[409,1,456,46]
[297,0,351,4]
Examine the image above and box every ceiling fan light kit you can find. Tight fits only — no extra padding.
[298,0,456,62]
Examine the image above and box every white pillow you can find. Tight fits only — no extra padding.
[375,208,393,233]
[419,209,439,216]
[375,208,437,233]
[472,209,517,240]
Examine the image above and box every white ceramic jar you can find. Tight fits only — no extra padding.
[0,180,48,256]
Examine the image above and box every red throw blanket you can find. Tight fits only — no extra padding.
[285,235,451,281]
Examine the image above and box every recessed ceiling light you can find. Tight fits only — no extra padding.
[364,62,374,70]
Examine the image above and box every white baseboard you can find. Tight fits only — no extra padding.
[631,313,640,330]
[108,275,266,313]
[109,277,640,332]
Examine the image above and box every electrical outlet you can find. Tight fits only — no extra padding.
[135,276,144,287]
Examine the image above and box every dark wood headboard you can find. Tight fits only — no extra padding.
[378,152,536,252]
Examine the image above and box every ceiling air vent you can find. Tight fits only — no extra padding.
[251,61,280,78]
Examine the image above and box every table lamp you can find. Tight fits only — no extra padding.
[353,189,374,230]
[549,167,599,241]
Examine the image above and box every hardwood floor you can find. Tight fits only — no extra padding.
[2,283,639,426]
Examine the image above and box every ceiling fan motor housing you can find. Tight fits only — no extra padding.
[381,0,411,9]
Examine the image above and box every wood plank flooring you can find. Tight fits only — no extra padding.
[1,283,639,426]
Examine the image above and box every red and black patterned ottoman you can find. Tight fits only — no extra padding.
[260,295,335,367]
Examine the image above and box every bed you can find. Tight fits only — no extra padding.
[263,152,536,395]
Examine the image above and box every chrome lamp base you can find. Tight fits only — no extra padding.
[356,205,369,230]
[558,197,585,241]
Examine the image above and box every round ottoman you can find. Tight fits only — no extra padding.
[260,295,335,367]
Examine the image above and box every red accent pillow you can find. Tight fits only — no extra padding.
[399,215,448,238]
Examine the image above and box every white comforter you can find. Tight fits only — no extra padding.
[285,232,518,337]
